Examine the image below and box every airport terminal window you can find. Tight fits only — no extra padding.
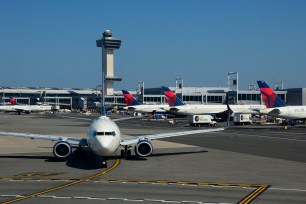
[217,96,222,103]
[278,94,285,101]
[241,94,246,100]
[207,96,211,102]
[247,94,251,100]
[145,97,161,102]
[207,96,222,103]
[105,98,115,103]
[117,98,125,103]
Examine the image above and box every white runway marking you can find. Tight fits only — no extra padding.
[0,194,234,204]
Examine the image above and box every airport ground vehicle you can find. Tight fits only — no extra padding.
[278,119,296,126]
[234,113,252,125]
[188,115,217,127]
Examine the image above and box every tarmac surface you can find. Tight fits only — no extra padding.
[0,113,306,204]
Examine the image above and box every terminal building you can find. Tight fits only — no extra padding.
[1,85,305,111]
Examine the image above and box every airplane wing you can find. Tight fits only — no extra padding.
[268,108,281,115]
[120,127,225,146]
[0,131,84,146]
[126,106,137,111]
[169,107,180,112]
[57,115,141,122]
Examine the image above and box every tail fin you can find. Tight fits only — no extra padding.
[9,97,17,105]
[122,90,141,106]
[257,80,287,108]
[162,86,185,107]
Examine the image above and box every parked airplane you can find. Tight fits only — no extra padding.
[162,86,265,115]
[122,90,169,114]
[0,97,52,114]
[0,110,228,168]
[257,80,306,119]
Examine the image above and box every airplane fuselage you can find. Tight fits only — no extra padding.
[0,104,52,113]
[170,104,266,115]
[260,106,306,120]
[124,104,169,114]
[87,116,121,156]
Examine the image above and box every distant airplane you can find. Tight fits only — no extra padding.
[122,90,169,114]
[162,86,265,115]
[257,80,306,119]
[0,97,52,115]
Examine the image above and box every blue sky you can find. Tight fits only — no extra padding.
[0,0,305,91]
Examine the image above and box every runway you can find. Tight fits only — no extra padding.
[0,113,305,203]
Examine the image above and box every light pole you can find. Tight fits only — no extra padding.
[0,87,4,105]
[138,81,144,104]
[175,77,183,101]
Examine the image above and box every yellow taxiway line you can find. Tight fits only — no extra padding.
[1,159,120,204]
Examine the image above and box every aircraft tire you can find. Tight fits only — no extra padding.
[127,150,132,158]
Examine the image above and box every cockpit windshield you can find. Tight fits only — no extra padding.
[94,131,116,136]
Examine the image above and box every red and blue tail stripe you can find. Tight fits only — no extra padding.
[9,97,17,105]
[162,86,184,107]
[257,81,286,108]
[122,90,140,106]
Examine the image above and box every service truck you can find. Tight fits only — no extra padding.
[234,113,252,125]
[188,115,217,127]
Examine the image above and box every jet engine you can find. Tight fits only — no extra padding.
[53,141,72,158]
[134,140,153,157]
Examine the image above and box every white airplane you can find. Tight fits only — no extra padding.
[122,90,169,114]
[0,112,227,168]
[257,80,306,120]
[0,97,52,114]
[162,86,266,115]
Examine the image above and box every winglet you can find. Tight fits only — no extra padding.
[122,90,141,106]
[162,86,184,107]
[257,80,287,108]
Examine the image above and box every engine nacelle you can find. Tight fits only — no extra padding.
[134,140,153,157]
[53,141,72,158]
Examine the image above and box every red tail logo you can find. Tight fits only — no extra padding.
[9,97,17,105]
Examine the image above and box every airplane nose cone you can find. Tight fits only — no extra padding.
[96,137,114,156]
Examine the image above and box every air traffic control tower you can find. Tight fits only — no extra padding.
[96,30,121,95]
